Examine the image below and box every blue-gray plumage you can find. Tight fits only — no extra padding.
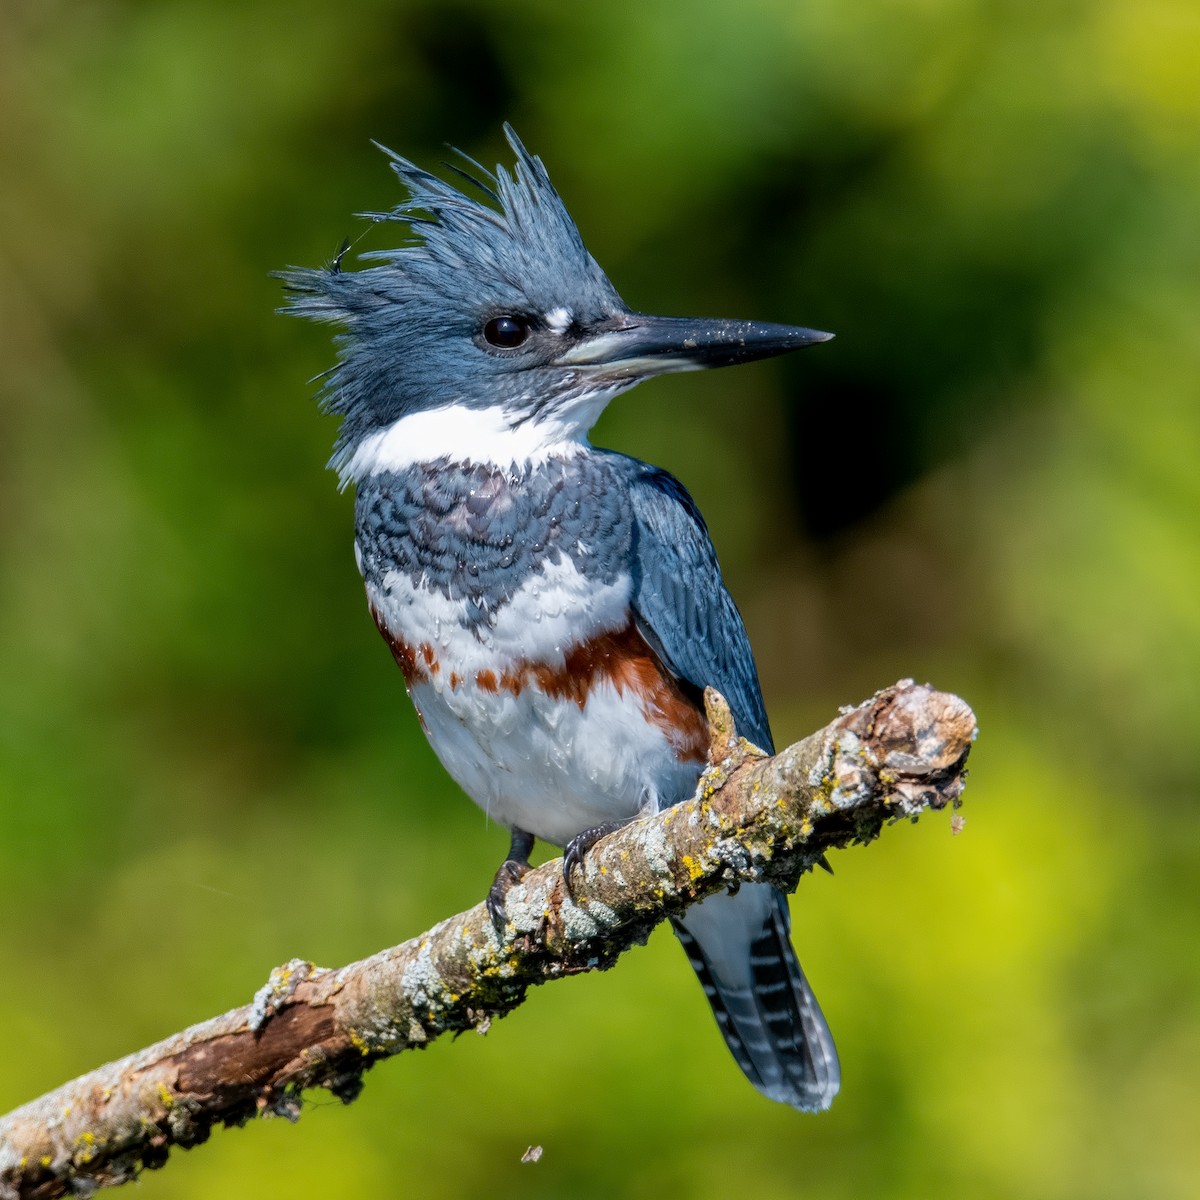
[280,126,839,1111]
[627,466,772,750]
[355,454,633,627]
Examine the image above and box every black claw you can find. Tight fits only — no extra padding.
[562,821,628,900]
[816,853,834,875]
[486,859,527,929]
[486,828,536,932]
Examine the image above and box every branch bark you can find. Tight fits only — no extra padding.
[0,680,976,1200]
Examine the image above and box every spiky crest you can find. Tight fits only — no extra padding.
[276,126,622,465]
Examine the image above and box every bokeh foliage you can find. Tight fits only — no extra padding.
[2,1,1198,1197]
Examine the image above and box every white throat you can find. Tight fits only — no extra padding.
[337,390,625,485]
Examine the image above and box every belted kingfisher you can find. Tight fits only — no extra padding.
[280,126,840,1111]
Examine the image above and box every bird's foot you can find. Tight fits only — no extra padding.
[486,858,531,930]
[562,820,629,900]
[486,828,536,932]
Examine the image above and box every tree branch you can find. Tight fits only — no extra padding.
[0,680,976,1200]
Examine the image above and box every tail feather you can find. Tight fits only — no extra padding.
[672,883,839,1112]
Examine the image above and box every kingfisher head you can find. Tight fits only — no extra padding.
[280,125,830,484]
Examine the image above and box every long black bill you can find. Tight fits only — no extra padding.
[558,313,832,378]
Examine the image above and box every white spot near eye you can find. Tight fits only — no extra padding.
[545,306,572,335]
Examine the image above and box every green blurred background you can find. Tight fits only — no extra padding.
[2,0,1198,1196]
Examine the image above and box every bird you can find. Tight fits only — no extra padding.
[279,125,840,1112]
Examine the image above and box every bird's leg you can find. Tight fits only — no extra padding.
[486,827,536,930]
[562,820,631,899]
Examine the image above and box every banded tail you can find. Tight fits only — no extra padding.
[672,882,840,1111]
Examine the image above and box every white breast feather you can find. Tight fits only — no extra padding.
[369,553,630,678]
[339,392,628,485]
[365,553,701,843]
[412,676,699,845]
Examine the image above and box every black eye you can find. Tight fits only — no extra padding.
[483,315,531,348]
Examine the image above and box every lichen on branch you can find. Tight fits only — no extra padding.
[0,679,976,1200]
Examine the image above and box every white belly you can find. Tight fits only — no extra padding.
[411,674,701,846]
[365,552,703,845]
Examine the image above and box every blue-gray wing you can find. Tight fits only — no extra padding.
[626,463,774,754]
[623,461,838,1113]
